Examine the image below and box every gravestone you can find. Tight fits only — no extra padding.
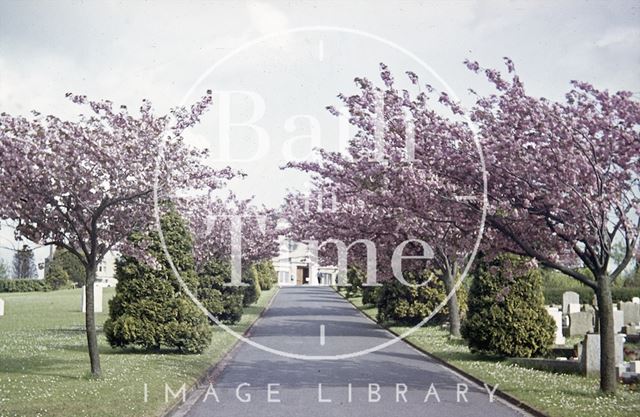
[622,325,639,335]
[81,284,103,313]
[562,291,579,313]
[546,307,566,345]
[567,303,581,314]
[567,311,594,337]
[0,298,4,316]
[613,309,624,333]
[632,297,640,304]
[618,301,640,325]
[582,333,626,375]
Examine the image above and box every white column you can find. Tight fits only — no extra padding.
[309,262,319,286]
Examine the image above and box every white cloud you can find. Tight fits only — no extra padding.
[246,1,289,35]
[1,0,639,267]
[594,26,640,48]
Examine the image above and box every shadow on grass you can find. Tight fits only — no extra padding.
[58,343,198,356]
[438,350,502,362]
[43,326,106,336]
[497,382,604,400]
[0,356,85,380]
[241,305,262,316]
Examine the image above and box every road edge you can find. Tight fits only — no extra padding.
[162,286,281,417]
[334,288,549,417]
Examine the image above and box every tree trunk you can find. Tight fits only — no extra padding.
[85,264,102,377]
[595,274,616,394]
[442,269,461,338]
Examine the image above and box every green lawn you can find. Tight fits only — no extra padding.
[0,286,277,417]
[343,292,639,417]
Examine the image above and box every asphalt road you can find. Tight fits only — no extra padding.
[176,286,529,417]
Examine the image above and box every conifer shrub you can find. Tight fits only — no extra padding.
[345,266,364,298]
[255,261,276,290]
[44,262,72,290]
[241,264,261,306]
[376,270,465,325]
[104,205,212,354]
[461,255,555,358]
[362,286,380,305]
[197,259,244,324]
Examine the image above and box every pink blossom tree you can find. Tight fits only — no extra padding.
[180,193,280,272]
[283,99,480,336]
[462,60,639,393]
[0,93,232,377]
[315,60,639,393]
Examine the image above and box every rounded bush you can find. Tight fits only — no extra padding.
[242,264,261,306]
[45,262,72,290]
[461,255,555,358]
[376,271,466,325]
[255,261,276,291]
[362,286,379,305]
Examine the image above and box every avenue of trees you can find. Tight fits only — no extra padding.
[284,59,639,393]
[1,58,637,394]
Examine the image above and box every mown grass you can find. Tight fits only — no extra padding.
[343,292,639,417]
[0,286,277,417]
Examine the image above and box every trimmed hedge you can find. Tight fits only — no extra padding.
[543,287,640,305]
[0,279,50,293]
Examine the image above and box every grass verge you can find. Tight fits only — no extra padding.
[340,290,639,417]
[0,286,277,417]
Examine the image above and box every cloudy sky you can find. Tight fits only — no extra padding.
[1,0,639,273]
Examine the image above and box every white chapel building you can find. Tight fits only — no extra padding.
[96,251,118,287]
[272,237,338,286]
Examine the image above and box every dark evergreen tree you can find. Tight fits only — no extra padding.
[12,245,38,279]
[0,259,8,280]
[45,248,85,287]
[362,286,379,305]
[45,261,71,289]
[104,205,212,353]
